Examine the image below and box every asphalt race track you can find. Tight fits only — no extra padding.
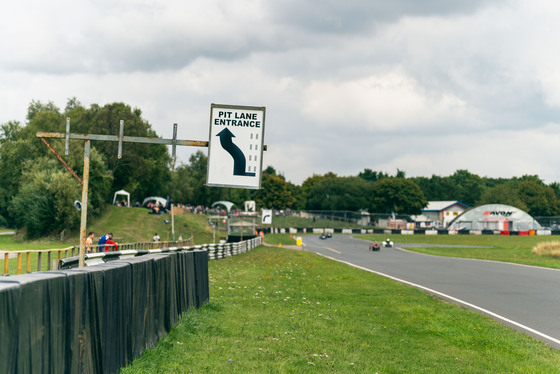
[301,234,560,349]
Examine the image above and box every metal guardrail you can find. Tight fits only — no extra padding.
[1,237,195,276]
[1,236,263,275]
[59,236,262,269]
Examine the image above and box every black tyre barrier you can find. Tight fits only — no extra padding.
[0,250,209,374]
[0,238,262,374]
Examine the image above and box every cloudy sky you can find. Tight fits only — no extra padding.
[2,0,560,185]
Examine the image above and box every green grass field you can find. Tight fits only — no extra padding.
[122,245,560,373]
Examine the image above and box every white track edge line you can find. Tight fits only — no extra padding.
[317,252,560,347]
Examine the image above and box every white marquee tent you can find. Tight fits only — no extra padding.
[142,196,167,207]
[113,190,130,207]
[447,204,542,231]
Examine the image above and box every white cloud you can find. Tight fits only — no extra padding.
[1,0,560,186]
[301,69,467,132]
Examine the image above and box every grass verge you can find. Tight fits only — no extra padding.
[122,246,560,373]
[261,233,298,246]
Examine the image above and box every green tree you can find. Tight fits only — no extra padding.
[358,169,389,183]
[549,182,560,201]
[66,146,114,216]
[65,102,171,201]
[253,172,296,209]
[517,180,559,216]
[301,173,336,210]
[169,151,230,206]
[306,175,372,211]
[476,184,527,211]
[26,100,60,122]
[0,118,55,226]
[410,175,451,201]
[371,178,427,214]
[445,170,485,206]
[0,99,150,232]
[10,158,81,238]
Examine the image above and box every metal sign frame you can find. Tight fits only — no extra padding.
[37,105,267,268]
[37,119,207,267]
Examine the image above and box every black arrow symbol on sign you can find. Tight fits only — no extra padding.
[217,128,256,176]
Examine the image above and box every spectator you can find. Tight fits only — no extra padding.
[85,232,95,253]
[97,233,110,253]
[153,233,160,242]
[105,233,118,252]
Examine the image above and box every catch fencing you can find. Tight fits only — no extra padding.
[257,210,560,232]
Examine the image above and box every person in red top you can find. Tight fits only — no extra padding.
[105,233,119,252]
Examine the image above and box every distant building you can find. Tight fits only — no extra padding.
[413,201,469,229]
[447,204,542,232]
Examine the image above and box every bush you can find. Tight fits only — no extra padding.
[532,241,560,258]
[10,158,81,239]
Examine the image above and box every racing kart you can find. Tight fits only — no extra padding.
[320,232,332,240]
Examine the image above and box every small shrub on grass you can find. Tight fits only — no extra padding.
[532,241,560,258]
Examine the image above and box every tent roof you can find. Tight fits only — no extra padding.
[113,190,130,205]
[142,196,167,207]
[212,201,237,212]
[447,204,542,231]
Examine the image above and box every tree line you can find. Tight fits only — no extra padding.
[1,99,559,239]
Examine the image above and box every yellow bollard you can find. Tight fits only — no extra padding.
[279,243,282,248]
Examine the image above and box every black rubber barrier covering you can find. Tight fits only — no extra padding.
[3,272,69,373]
[0,281,19,374]
[0,250,209,374]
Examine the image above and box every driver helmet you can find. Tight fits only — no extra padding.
[386,238,390,242]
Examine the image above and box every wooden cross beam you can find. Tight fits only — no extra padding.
[36,119,208,267]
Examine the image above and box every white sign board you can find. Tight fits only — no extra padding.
[207,104,266,189]
[262,209,272,224]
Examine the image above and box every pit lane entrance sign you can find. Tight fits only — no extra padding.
[207,104,266,189]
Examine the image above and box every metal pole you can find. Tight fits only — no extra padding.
[171,204,175,241]
[65,118,70,155]
[78,140,90,267]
